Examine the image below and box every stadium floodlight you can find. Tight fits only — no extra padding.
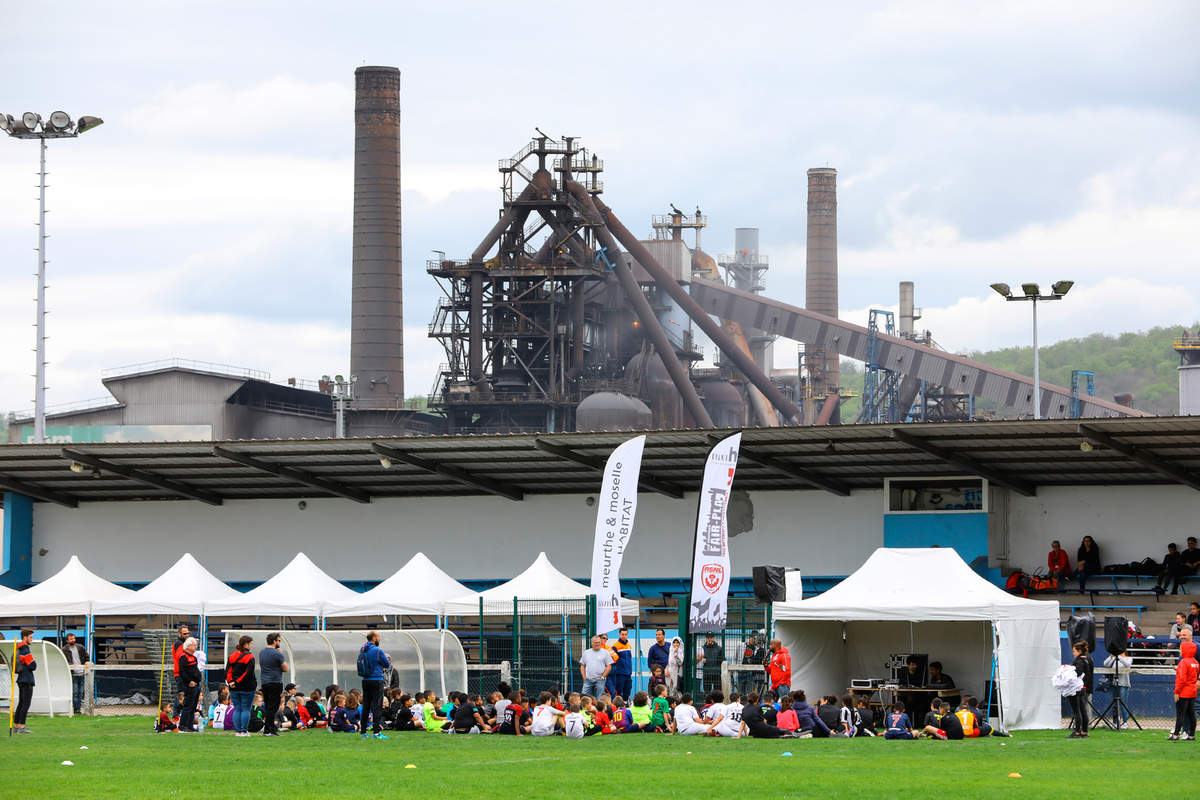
[991,279,1075,420]
[2,108,102,442]
[76,115,104,134]
[48,111,71,131]
[1052,280,1074,297]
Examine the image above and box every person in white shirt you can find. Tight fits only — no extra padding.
[564,703,586,739]
[530,692,564,736]
[703,690,727,733]
[674,693,712,735]
[714,691,744,738]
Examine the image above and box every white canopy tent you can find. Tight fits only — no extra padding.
[0,585,15,596]
[772,548,1061,730]
[206,552,360,619]
[442,551,639,619]
[93,553,241,616]
[0,555,136,617]
[325,552,471,618]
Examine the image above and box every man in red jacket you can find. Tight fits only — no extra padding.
[764,639,791,697]
[1047,540,1071,579]
[1170,640,1199,740]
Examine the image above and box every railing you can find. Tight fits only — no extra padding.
[100,358,270,382]
[9,396,121,422]
[1174,335,1200,349]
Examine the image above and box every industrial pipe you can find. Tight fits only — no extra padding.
[590,194,804,424]
[567,279,586,380]
[469,270,484,384]
[470,170,552,263]
[565,180,714,428]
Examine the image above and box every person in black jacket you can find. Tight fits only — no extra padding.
[176,637,203,732]
[1075,536,1101,592]
[1158,543,1184,595]
[13,629,36,734]
[225,635,256,737]
[1067,640,1094,738]
[741,692,793,738]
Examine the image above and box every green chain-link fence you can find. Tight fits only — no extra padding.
[675,596,772,697]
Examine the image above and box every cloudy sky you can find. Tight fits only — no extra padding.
[0,1,1196,414]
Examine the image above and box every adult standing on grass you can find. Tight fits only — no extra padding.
[1066,640,1093,738]
[12,629,36,734]
[580,636,612,697]
[171,624,190,695]
[226,635,257,738]
[1170,640,1199,741]
[258,632,288,737]
[61,632,89,715]
[609,628,634,700]
[357,631,390,739]
[698,633,724,693]
[765,639,792,698]
[646,629,670,677]
[176,637,202,733]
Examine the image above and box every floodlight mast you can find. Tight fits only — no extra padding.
[990,280,1074,420]
[2,111,102,443]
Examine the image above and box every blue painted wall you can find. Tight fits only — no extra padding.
[883,512,998,582]
[1,492,33,589]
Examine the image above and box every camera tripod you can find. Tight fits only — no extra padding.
[1091,659,1141,731]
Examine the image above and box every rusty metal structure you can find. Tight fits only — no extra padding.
[426,135,1146,433]
[350,66,405,408]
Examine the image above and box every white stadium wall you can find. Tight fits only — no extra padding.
[30,489,884,584]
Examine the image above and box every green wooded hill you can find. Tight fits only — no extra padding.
[967,323,1195,416]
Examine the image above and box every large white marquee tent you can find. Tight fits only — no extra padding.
[93,553,239,616]
[325,552,470,617]
[206,552,360,619]
[772,548,1061,730]
[0,555,135,617]
[443,551,640,619]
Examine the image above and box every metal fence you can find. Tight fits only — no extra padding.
[674,597,772,696]
[1080,641,1184,732]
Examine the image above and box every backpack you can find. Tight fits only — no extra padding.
[356,645,371,678]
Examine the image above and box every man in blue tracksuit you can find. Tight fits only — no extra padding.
[358,631,391,738]
[609,628,634,701]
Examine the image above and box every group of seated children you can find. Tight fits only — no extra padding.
[882,696,1012,740]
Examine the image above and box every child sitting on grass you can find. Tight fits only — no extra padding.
[329,694,356,732]
[564,703,586,739]
[422,690,447,732]
[649,684,672,733]
[628,691,654,732]
[155,701,177,733]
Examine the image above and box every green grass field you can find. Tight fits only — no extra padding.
[1,716,1186,798]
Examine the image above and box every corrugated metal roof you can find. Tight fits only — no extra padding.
[1,416,1198,507]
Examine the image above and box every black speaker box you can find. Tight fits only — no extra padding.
[1105,615,1129,656]
[1068,613,1096,655]
[752,565,786,603]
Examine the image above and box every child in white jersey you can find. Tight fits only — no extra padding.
[563,703,586,739]
[530,691,564,736]
[714,691,744,738]
[674,693,712,735]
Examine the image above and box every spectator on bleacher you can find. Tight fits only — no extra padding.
[61,632,90,714]
[1182,537,1200,580]
[1171,612,1190,639]
[1047,540,1071,579]
[1075,536,1102,592]
[225,634,257,737]
[1188,603,1200,636]
[1158,543,1185,595]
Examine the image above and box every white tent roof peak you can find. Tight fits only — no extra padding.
[207,551,360,618]
[325,552,472,617]
[773,547,1059,623]
[93,552,241,616]
[442,551,639,618]
[0,555,136,617]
